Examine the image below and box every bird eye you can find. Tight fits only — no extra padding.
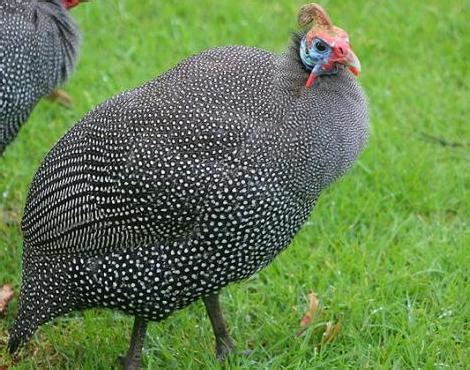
[314,40,327,53]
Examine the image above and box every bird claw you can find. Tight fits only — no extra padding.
[237,349,254,356]
[215,337,235,361]
[117,354,141,370]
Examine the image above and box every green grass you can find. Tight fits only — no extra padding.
[1,0,468,368]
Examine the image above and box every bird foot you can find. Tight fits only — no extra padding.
[215,336,236,361]
[47,89,73,108]
[118,354,142,370]
[237,349,254,356]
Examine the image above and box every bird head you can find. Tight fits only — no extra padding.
[298,3,361,88]
[62,0,88,9]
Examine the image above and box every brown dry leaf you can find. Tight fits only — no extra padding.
[0,284,14,315]
[322,321,341,344]
[297,291,320,336]
[47,89,73,108]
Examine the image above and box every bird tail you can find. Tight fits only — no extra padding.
[7,279,42,354]
[7,318,29,354]
[7,255,75,354]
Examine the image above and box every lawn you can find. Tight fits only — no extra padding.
[0,0,468,368]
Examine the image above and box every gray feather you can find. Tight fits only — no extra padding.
[9,34,368,352]
[0,0,81,155]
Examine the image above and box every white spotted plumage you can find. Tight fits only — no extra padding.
[0,0,81,155]
[9,35,368,352]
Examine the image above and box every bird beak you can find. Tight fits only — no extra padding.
[330,39,361,76]
[345,49,361,76]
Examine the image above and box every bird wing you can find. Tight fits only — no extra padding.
[22,47,282,257]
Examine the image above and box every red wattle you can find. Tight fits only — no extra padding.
[349,66,360,76]
[305,73,316,88]
[63,0,80,9]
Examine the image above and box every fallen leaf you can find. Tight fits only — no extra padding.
[322,321,341,344]
[297,291,319,336]
[47,89,73,108]
[0,285,14,315]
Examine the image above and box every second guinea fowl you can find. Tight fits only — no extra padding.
[0,0,86,156]
[9,3,368,369]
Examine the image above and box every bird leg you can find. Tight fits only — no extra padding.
[118,316,148,370]
[203,292,235,361]
[47,89,73,108]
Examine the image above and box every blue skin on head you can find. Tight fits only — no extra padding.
[300,36,337,76]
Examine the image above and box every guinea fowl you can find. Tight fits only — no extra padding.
[8,3,368,368]
[0,0,86,156]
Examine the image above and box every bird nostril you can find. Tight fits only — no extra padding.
[338,47,344,55]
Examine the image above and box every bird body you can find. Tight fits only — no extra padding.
[0,0,81,155]
[9,3,368,367]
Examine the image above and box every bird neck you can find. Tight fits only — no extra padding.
[272,34,369,188]
[276,33,342,94]
[36,0,81,88]
[273,33,316,96]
